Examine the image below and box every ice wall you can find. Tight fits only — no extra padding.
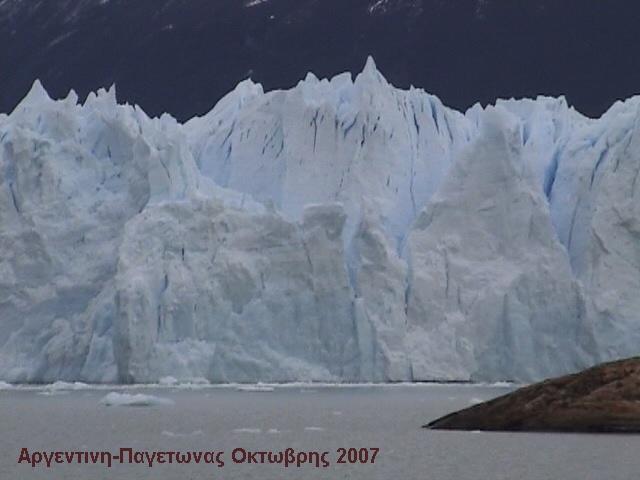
[1,60,639,383]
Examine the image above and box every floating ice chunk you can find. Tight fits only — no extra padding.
[38,390,69,396]
[236,383,275,392]
[233,428,262,433]
[485,382,517,388]
[304,427,325,432]
[100,392,174,407]
[161,430,203,437]
[44,381,91,391]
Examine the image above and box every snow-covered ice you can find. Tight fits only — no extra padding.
[1,58,640,384]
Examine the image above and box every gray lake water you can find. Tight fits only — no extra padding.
[1,383,639,480]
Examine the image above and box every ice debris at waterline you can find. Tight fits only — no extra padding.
[236,383,275,392]
[1,57,639,385]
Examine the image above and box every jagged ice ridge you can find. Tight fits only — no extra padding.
[1,58,639,383]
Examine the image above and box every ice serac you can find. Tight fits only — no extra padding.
[0,80,225,382]
[187,56,470,250]
[1,60,640,384]
[0,82,149,382]
[404,107,597,382]
[351,204,412,381]
[549,99,640,360]
[113,199,360,383]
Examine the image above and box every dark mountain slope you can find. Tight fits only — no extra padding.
[2,0,639,121]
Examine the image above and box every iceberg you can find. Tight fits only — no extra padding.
[1,58,639,384]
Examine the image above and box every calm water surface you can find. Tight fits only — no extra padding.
[1,384,639,479]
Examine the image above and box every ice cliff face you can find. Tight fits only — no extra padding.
[404,109,596,381]
[1,59,639,383]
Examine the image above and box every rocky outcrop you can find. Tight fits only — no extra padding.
[426,357,640,432]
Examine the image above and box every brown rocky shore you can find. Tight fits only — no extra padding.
[425,357,640,433]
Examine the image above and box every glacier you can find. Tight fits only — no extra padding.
[1,57,639,384]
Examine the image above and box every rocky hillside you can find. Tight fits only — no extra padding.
[426,357,640,432]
